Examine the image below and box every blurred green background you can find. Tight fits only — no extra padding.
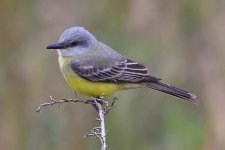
[1,0,225,150]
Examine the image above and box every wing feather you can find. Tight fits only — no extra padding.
[70,58,160,83]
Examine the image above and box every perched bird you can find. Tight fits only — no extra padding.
[47,27,197,103]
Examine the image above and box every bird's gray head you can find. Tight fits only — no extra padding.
[46,27,97,56]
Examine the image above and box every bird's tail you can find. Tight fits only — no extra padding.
[143,81,198,104]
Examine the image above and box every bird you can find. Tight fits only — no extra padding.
[46,27,197,104]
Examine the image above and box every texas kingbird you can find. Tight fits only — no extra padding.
[46,27,197,103]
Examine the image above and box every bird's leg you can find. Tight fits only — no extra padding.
[96,96,104,105]
[90,96,104,112]
[91,96,118,114]
[74,91,78,98]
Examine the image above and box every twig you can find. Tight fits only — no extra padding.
[36,96,93,112]
[104,96,118,114]
[36,96,117,150]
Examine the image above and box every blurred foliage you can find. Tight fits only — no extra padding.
[1,0,225,150]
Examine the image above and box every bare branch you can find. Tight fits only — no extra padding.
[104,97,118,114]
[94,97,107,150]
[37,96,118,150]
[36,96,93,113]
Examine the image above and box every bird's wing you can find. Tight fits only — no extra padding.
[70,57,160,83]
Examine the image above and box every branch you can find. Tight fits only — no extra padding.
[36,96,95,112]
[36,96,117,150]
[95,97,107,150]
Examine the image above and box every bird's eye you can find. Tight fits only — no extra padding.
[71,41,79,46]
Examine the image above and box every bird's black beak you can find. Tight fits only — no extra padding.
[46,42,64,49]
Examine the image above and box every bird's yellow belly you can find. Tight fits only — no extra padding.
[63,73,119,97]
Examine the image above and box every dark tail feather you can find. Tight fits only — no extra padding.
[143,81,198,104]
